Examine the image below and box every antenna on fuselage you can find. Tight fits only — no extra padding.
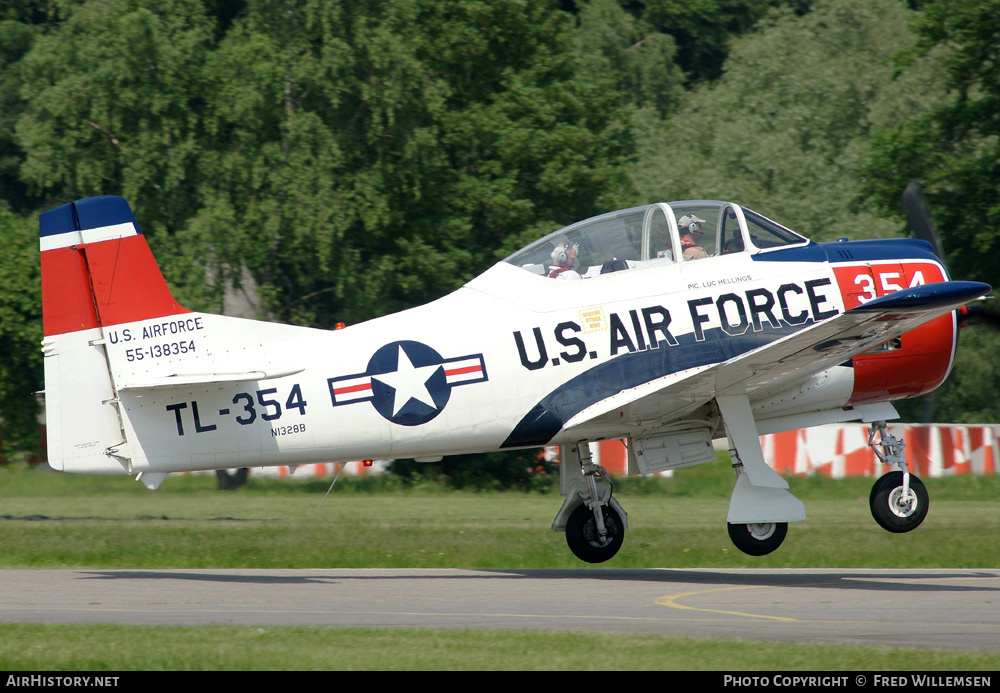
[315,463,345,513]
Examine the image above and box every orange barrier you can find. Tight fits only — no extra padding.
[248,460,390,478]
[762,424,997,477]
[230,425,999,479]
[548,424,999,478]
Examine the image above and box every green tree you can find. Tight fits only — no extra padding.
[866,0,1000,290]
[639,0,805,84]
[0,207,42,460]
[0,15,38,215]
[574,0,685,118]
[0,4,63,458]
[15,0,217,303]
[192,0,636,327]
[865,0,1000,423]
[632,0,935,242]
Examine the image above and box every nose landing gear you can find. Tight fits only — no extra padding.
[867,422,929,533]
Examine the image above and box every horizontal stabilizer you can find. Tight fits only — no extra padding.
[120,367,305,390]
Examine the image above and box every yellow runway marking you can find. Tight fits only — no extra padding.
[656,586,798,622]
[656,575,1000,623]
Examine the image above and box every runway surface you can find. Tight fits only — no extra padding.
[2,568,998,650]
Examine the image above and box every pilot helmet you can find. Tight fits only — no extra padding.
[678,214,706,234]
[551,242,579,269]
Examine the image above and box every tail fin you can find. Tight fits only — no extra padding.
[40,196,189,474]
[40,196,189,335]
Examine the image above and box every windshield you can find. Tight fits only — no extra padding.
[504,201,808,277]
[504,206,647,278]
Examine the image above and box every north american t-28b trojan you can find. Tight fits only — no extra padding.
[39,190,990,562]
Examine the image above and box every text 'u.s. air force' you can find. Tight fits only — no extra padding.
[512,279,837,371]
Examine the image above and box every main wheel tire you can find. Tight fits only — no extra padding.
[216,468,248,490]
[869,471,928,533]
[565,503,625,564]
[727,521,788,556]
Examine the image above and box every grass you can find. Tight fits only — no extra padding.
[1,460,998,670]
[2,461,997,570]
[1,624,997,671]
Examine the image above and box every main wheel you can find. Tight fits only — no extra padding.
[216,468,248,490]
[727,521,788,556]
[565,503,625,564]
[869,471,928,533]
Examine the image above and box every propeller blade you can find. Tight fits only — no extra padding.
[902,180,946,260]
[901,183,997,330]
[958,304,1000,330]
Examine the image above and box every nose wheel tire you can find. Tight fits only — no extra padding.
[727,521,788,556]
[869,471,928,533]
[565,503,625,564]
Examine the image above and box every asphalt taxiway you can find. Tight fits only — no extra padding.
[1,568,998,650]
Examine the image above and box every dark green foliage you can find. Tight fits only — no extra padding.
[638,0,806,84]
[389,449,558,492]
[865,0,1000,422]
[2,0,998,460]
[866,0,1000,291]
[0,208,41,459]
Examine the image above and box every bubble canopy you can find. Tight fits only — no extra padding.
[503,201,809,278]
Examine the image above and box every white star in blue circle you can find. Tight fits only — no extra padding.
[367,341,451,426]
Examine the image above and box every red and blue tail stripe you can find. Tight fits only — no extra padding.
[39,196,188,337]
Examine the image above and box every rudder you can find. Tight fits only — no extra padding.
[39,196,188,474]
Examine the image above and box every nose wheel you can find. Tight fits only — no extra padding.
[869,470,928,533]
[866,422,929,534]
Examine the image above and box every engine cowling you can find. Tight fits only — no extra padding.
[832,260,957,404]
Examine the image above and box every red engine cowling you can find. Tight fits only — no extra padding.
[833,261,957,404]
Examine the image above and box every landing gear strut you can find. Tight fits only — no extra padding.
[718,393,804,557]
[867,422,928,533]
[727,454,789,556]
[554,443,627,563]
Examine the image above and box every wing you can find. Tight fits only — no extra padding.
[562,280,990,437]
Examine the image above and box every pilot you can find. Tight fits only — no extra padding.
[548,242,582,279]
[678,214,709,260]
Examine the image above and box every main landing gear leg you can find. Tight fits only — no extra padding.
[867,422,928,533]
[727,451,789,556]
[717,394,805,557]
[552,443,627,564]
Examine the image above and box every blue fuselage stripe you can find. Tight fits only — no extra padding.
[500,320,811,448]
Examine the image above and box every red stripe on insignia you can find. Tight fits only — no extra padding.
[445,365,481,376]
[335,383,372,395]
